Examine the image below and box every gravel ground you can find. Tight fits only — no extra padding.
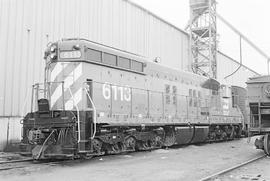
[0,137,266,181]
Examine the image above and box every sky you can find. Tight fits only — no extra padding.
[131,0,270,74]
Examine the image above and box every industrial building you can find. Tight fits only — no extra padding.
[0,0,259,150]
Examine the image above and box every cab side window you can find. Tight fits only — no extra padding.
[103,53,117,66]
[118,57,130,69]
[85,48,102,62]
[131,60,143,72]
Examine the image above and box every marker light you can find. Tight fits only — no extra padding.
[50,53,57,59]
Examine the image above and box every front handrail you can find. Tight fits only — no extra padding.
[84,85,97,139]
[67,87,81,144]
[30,81,66,112]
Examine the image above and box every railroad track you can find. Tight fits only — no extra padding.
[0,158,33,165]
[199,154,267,181]
[0,158,65,171]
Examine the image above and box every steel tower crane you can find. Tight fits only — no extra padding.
[187,0,270,77]
[189,0,217,78]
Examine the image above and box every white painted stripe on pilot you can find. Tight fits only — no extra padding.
[50,63,68,82]
[51,85,62,108]
[64,76,74,89]
[65,100,74,110]
[64,63,82,89]
[74,88,82,106]
[51,63,82,108]
[73,63,82,84]
[50,63,78,94]
[64,88,82,110]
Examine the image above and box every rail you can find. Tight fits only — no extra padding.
[0,158,72,171]
[84,86,97,139]
[67,87,81,144]
[199,154,266,181]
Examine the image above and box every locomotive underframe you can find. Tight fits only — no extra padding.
[20,110,242,160]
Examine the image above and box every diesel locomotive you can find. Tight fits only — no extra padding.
[247,76,270,155]
[20,39,244,160]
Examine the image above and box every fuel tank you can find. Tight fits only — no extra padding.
[174,126,209,145]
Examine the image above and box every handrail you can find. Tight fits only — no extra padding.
[84,86,97,139]
[67,87,81,144]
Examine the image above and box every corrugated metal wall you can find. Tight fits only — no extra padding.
[0,0,190,117]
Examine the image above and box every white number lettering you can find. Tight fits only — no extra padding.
[102,83,111,100]
[112,86,118,100]
[102,83,131,102]
[118,87,124,101]
[124,87,131,101]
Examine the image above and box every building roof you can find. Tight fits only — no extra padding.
[125,0,189,35]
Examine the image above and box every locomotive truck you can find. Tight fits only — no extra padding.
[20,39,244,160]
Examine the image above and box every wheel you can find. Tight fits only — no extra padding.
[220,130,227,141]
[111,143,121,154]
[151,135,162,148]
[229,126,235,139]
[263,134,270,155]
[124,136,136,151]
[163,129,176,147]
[92,139,103,155]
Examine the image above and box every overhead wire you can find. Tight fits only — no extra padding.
[224,36,242,79]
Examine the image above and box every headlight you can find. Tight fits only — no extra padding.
[50,45,57,52]
[50,53,57,59]
[60,51,81,59]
